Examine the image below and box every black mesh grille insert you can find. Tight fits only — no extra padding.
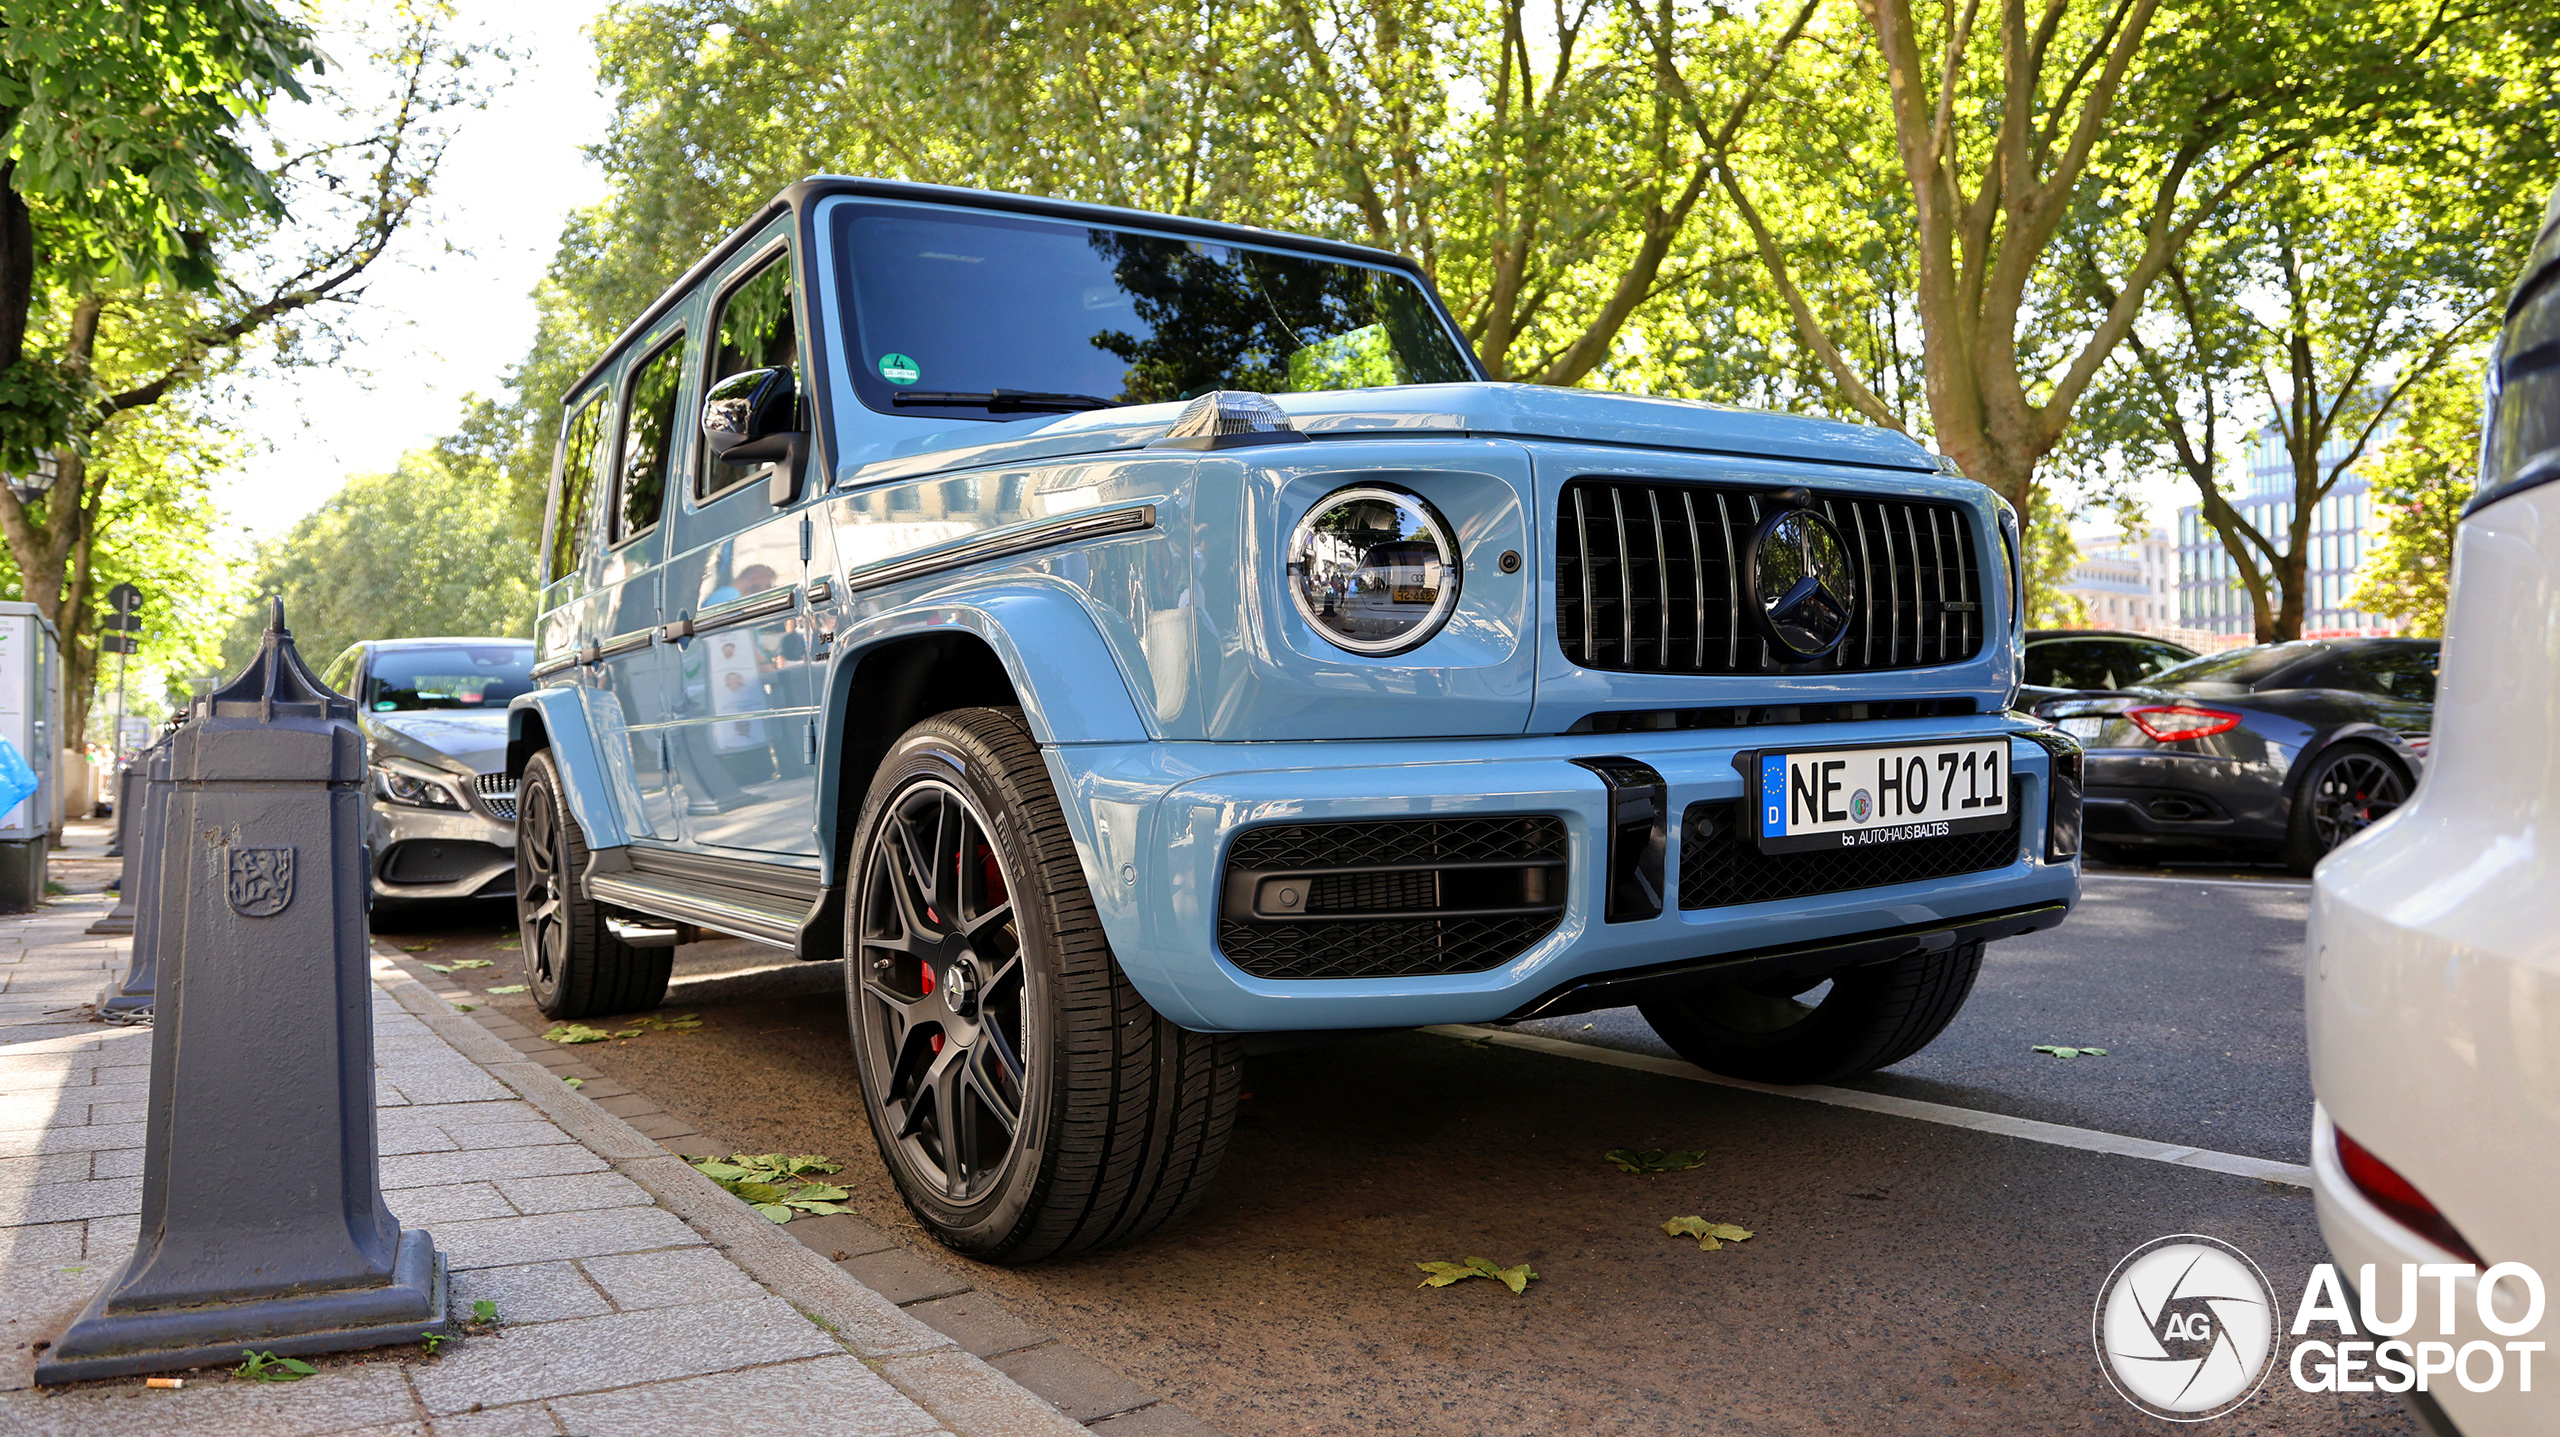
[1555,478,1984,675]
[1220,817,1568,980]
[1677,802,2019,910]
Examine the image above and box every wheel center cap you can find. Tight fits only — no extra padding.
[942,955,980,1019]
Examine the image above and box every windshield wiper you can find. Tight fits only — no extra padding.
[891,389,1116,413]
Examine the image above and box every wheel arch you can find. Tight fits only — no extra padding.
[802,583,1153,962]
[2284,723,2420,805]
[503,689,631,853]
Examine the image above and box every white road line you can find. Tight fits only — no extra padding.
[1423,1024,2313,1188]
[2084,871,2310,890]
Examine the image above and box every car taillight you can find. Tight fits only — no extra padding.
[2124,705,2243,743]
[2335,1127,2483,1264]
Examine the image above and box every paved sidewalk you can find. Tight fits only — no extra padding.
[0,891,1088,1435]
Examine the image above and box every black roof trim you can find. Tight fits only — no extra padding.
[562,177,1468,405]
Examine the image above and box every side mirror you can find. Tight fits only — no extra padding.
[701,367,806,504]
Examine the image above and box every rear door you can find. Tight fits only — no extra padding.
[601,323,694,839]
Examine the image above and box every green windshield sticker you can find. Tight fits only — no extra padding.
[879,353,920,385]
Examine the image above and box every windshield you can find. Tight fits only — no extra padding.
[832,203,1474,422]
[363,645,536,713]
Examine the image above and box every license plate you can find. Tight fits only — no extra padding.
[1751,739,2012,854]
[2060,716,2106,740]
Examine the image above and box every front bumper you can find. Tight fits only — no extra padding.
[1048,714,2080,1031]
[368,793,516,904]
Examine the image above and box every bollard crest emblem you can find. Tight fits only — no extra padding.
[226,846,295,917]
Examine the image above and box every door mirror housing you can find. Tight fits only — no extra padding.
[701,367,807,504]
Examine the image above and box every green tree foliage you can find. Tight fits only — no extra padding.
[2346,367,2477,639]
[226,449,536,675]
[2024,487,2089,629]
[0,0,315,464]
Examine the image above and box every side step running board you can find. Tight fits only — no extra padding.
[588,874,803,950]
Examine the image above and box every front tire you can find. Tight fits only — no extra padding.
[515,750,671,1019]
[846,707,1241,1263]
[1638,941,1985,1085]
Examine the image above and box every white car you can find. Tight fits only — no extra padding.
[2305,195,2560,1437]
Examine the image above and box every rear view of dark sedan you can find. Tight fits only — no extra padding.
[2036,637,2435,873]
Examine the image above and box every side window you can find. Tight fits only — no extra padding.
[2344,648,2439,703]
[616,336,686,543]
[701,252,797,499]
[548,397,606,583]
[2127,642,2193,681]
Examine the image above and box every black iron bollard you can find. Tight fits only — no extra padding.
[39,601,446,1382]
[88,748,160,940]
[89,743,170,1008]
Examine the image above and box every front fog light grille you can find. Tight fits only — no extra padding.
[1217,816,1568,980]
[1677,801,2020,910]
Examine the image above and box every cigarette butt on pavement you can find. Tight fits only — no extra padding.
[145,1377,183,1389]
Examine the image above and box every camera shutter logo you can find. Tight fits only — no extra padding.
[2094,1234,2279,1420]
[226,846,295,918]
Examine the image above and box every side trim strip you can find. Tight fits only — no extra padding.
[531,656,579,681]
[690,585,799,636]
[845,504,1157,594]
[596,629,656,660]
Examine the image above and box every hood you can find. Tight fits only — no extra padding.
[363,710,508,775]
[837,382,1943,487]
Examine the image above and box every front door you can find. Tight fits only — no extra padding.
[662,235,821,856]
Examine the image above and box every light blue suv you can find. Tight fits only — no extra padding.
[508,178,2083,1262]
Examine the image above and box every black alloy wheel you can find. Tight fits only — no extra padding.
[514,751,669,1018]
[853,776,1031,1206]
[2287,744,2411,873]
[845,707,1242,1263]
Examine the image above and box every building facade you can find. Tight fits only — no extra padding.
[2174,419,2395,640]
[2062,524,2177,633]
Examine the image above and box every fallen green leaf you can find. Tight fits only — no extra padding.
[449,959,494,970]
[421,962,453,974]
[753,1202,796,1223]
[1662,1216,1754,1251]
[1606,1148,1708,1175]
[1417,1257,1537,1293]
[2032,1045,2110,1059]
[562,1077,583,1089]
[486,984,527,994]
[451,1003,476,1013]
[792,1183,851,1202]
[731,1180,788,1204]
[399,943,434,952]
[543,1024,613,1044]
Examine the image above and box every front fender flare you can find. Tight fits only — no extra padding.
[506,688,633,852]
[812,577,1153,883]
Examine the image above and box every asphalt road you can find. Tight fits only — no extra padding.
[375,865,2410,1436]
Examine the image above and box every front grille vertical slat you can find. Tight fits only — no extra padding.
[1572,486,1596,662]
[1610,486,1635,668]
[1554,479,1981,676]
[1716,491,1739,670]
[1683,491,1707,670]
[1647,489,1671,669]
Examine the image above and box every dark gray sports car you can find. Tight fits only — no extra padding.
[2034,637,2437,873]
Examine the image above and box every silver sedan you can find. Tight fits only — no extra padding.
[320,638,534,908]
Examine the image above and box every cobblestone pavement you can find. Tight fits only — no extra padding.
[0,851,1092,1435]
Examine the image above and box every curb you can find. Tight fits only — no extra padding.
[371,950,1088,1437]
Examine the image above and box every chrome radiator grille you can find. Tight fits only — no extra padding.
[474,772,519,821]
[1554,479,1985,674]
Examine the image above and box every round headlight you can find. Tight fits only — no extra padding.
[1286,486,1462,656]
